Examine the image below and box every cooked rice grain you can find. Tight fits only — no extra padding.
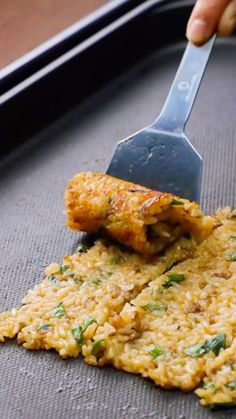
[0,236,194,358]
[2,208,236,408]
[96,208,236,406]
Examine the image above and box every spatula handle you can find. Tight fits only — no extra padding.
[155,35,216,132]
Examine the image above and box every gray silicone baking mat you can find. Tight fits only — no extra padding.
[0,37,236,418]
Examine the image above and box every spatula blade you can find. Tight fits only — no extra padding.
[106,126,202,202]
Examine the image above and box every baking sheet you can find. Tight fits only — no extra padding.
[1,7,236,419]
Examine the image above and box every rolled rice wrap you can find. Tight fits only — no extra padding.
[65,172,214,255]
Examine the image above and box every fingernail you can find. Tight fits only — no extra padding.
[187,19,212,45]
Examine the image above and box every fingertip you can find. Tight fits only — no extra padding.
[186,18,214,45]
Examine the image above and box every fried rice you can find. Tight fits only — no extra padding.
[1,206,236,408]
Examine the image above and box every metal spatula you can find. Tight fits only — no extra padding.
[107,36,216,202]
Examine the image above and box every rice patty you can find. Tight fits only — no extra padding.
[94,208,236,406]
[65,172,213,255]
[0,236,194,358]
[1,209,236,408]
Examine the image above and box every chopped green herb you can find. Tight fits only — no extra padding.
[226,381,236,390]
[142,304,167,312]
[185,342,207,358]
[231,252,236,262]
[72,318,97,346]
[38,324,51,332]
[202,381,215,390]
[206,333,226,355]
[171,199,184,205]
[72,326,84,345]
[91,278,101,285]
[60,265,69,274]
[163,273,185,288]
[230,235,236,241]
[111,255,124,265]
[185,333,226,358]
[83,317,96,331]
[48,274,58,284]
[53,302,65,318]
[76,243,87,253]
[91,339,105,357]
[149,345,164,358]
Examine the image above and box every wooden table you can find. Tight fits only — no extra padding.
[0,0,107,69]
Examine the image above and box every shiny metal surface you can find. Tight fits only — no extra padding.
[107,36,216,201]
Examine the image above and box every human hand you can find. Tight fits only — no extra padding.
[186,0,236,45]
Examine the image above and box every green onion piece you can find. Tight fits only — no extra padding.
[202,381,215,390]
[60,265,69,274]
[163,273,185,288]
[185,333,226,358]
[83,317,96,331]
[53,302,65,318]
[72,317,97,346]
[111,255,124,265]
[76,243,87,253]
[91,278,101,285]
[149,345,164,358]
[231,252,236,262]
[185,342,207,358]
[91,339,105,357]
[226,381,236,390]
[48,274,58,284]
[171,199,184,206]
[206,333,226,355]
[38,324,51,332]
[230,235,236,241]
[142,304,167,312]
[72,326,84,345]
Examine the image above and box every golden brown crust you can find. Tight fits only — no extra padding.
[65,172,214,254]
